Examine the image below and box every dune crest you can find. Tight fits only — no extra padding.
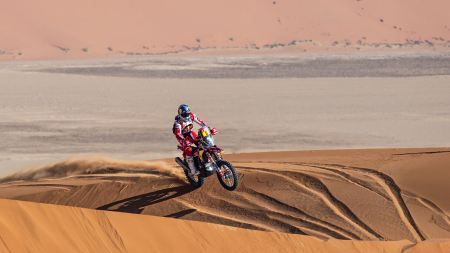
[1,148,450,243]
[0,198,449,253]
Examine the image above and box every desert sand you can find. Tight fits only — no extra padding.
[1,0,450,60]
[1,198,449,253]
[1,68,449,251]
[1,148,450,250]
[2,0,450,251]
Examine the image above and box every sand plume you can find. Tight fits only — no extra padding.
[0,157,185,183]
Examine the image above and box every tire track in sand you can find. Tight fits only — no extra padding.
[207,190,340,239]
[238,165,383,240]
[235,161,388,200]
[183,192,308,235]
[290,163,390,201]
[175,199,287,233]
[402,191,450,232]
[172,199,267,231]
[300,163,426,242]
[235,187,361,239]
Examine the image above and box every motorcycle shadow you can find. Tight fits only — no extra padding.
[97,185,195,214]
[164,208,197,218]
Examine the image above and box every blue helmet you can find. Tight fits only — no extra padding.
[178,104,191,118]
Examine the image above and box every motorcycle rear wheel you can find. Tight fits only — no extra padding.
[184,169,204,188]
[175,157,204,188]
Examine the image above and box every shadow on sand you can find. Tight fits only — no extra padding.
[164,209,197,218]
[97,185,195,214]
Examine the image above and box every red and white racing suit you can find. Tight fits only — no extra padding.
[172,112,207,158]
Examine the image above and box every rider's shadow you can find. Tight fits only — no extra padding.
[97,185,194,214]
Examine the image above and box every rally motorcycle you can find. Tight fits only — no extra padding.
[175,126,238,191]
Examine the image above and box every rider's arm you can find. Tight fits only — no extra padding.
[191,112,218,135]
[191,112,207,127]
[172,122,184,144]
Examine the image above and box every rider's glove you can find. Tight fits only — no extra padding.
[210,128,218,135]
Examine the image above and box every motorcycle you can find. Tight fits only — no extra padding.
[175,126,238,191]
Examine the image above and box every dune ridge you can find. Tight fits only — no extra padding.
[1,198,449,253]
[1,148,449,243]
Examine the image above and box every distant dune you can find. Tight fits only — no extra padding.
[1,148,450,244]
[1,0,450,60]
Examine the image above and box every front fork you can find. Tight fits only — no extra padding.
[201,151,220,174]
[210,151,225,176]
[213,151,222,161]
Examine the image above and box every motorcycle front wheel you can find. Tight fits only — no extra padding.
[216,160,238,191]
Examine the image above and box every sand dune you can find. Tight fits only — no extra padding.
[1,0,450,60]
[2,199,450,253]
[1,148,449,244]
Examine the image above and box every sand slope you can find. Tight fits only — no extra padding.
[1,198,450,253]
[1,0,450,60]
[1,148,450,243]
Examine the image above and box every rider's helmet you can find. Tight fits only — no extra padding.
[178,104,191,120]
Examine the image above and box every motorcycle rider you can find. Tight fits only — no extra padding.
[173,104,217,176]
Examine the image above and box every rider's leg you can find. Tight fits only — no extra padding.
[184,147,199,176]
[186,156,199,175]
[192,147,200,168]
[193,156,200,169]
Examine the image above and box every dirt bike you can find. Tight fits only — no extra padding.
[175,126,238,191]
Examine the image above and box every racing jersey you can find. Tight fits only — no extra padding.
[172,112,207,144]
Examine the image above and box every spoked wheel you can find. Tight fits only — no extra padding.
[175,157,204,188]
[184,169,204,188]
[216,160,238,191]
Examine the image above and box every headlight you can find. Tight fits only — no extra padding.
[203,136,215,146]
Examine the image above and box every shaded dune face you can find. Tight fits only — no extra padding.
[0,148,449,242]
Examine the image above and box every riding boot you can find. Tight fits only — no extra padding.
[186,156,200,176]
[194,156,201,172]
